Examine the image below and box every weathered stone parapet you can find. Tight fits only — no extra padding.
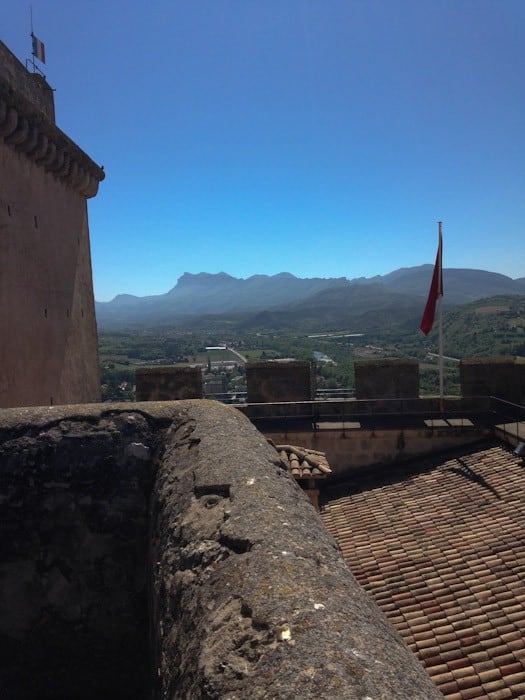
[151,401,440,698]
[0,42,104,199]
[460,355,525,406]
[0,42,55,120]
[0,403,166,699]
[0,401,440,699]
[355,358,420,399]
[246,360,316,403]
[135,365,204,400]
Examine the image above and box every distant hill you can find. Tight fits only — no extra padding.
[440,295,525,358]
[239,284,422,332]
[96,272,347,328]
[351,266,525,303]
[95,267,525,330]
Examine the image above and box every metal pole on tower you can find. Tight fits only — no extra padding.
[29,6,36,72]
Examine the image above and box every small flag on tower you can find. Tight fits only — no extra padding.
[31,33,46,64]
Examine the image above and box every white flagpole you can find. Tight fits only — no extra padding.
[438,221,444,403]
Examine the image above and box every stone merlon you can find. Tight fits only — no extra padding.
[0,400,441,699]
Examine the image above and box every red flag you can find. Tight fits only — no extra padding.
[420,230,443,335]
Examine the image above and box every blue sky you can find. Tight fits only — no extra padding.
[4,1,524,301]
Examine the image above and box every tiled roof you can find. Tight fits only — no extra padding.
[321,441,525,699]
[273,443,332,479]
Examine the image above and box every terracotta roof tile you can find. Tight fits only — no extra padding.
[457,689,485,700]
[271,442,332,480]
[489,653,515,666]
[321,441,525,699]
[482,680,509,695]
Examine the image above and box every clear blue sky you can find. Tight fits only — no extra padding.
[4,1,524,301]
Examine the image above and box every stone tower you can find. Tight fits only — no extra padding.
[0,41,104,408]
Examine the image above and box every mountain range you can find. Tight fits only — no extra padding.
[95,267,525,331]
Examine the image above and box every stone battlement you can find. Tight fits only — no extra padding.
[0,401,440,699]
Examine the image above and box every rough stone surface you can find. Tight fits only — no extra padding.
[0,40,103,409]
[0,41,55,121]
[150,402,441,699]
[136,366,204,401]
[460,355,525,406]
[355,359,420,399]
[0,406,167,699]
[0,401,440,699]
[246,361,315,403]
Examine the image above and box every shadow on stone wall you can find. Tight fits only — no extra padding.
[0,409,165,699]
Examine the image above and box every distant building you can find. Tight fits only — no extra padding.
[0,41,104,407]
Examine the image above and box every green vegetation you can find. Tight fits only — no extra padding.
[440,296,525,358]
[98,294,525,400]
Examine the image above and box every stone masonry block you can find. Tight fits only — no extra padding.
[460,356,525,406]
[135,365,203,401]
[246,361,315,403]
[354,359,420,400]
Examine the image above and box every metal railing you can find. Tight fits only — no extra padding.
[198,386,525,440]
[229,394,524,438]
[203,388,356,402]
[489,396,525,444]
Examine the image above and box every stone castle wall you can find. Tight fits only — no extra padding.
[0,401,440,699]
[0,42,55,121]
[0,41,104,408]
[246,360,315,402]
[0,407,157,698]
[135,365,203,400]
[460,356,525,406]
[355,358,420,399]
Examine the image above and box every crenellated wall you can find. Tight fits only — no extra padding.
[0,401,441,700]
